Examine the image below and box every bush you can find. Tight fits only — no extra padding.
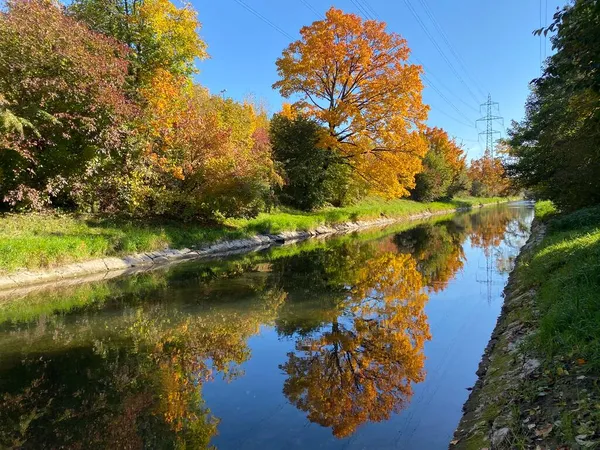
[270,114,356,211]
[0,0,134,210]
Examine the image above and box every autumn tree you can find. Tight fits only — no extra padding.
[468,149,510,197]
[273,7,429,198]
[134,70,280,219]
[0,0,134,209]
[70,0,207,81]
[280,252,430,438]
[412,127,469,202]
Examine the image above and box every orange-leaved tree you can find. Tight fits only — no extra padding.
[273,7,429,198]
[281,252,430,438]
[136,69,280,219]
[468,149,510,197]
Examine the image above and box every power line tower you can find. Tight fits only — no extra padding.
[476,94,504,158]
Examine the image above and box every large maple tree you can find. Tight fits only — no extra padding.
[274,7,429,197]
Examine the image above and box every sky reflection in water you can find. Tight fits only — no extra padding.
[0,204,533,449]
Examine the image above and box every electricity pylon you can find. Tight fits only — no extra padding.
[476,94,504,158]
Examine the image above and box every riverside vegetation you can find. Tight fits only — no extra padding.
[0,196,509,273]
[453,0,600,447]
[453,202,600,449]
[0,1,513,274]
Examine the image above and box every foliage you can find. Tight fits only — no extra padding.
[412,127,469,202]
[0,0,134,210]
[0,197,511,272]
[69,0,277,220]
[269,113,358,210]
[274,7,429,198]
[69,0,208,80]
[133,71,279,219]
[534,200,558,222]
[468,149,511,197]
[507,0,600,211]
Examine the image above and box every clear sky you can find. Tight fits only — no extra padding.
[194,0,561,160]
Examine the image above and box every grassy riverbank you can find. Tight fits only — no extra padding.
[454,201,600,449]
[0,196,510,273]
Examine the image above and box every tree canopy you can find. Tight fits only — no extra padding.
[274,7,429,198]
[507,0,600,210]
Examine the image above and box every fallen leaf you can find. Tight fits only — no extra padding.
[535,423,553,438]
[577,358,586,366]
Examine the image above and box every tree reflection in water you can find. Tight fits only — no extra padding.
[0,206,531,447]
[280,252,430,438]
[0,288,286,449]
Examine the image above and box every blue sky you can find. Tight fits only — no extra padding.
[194,0,561,160]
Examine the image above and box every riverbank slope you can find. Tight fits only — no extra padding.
[0,196,511,290]
[451,202,600,449]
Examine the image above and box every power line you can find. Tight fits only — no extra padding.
[232,0,294,40]
[417,59,480,114]
[342,2,480,130]
[401,0,483,105]
[350,0,373,20]
[476,94,504,159]
[299,0,324,19]
[411,54,477,124]
[422,73,476,126]
[415,0,487,98]
[433,104,477,128]
[356,0,379,19]
[345,4,478,129]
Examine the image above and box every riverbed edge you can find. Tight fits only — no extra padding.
[450,219,547,449]
[0,202,511,293]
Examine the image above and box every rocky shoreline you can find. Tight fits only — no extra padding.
[450,220,546,449]
[451,216,599,449]
[0,206,476,295]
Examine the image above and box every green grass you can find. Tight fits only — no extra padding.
[534,200,559,221]
[0,215,459,325]
[0,196,512,273]
[523,204,600,371]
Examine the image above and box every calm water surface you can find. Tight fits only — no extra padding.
[0,204,533,449]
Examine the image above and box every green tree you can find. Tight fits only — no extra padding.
[0,0,134,210]
[69,0,207,81]
[269,114,355,210]
[507,0,600,211]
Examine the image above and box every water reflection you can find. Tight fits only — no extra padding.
[0,205,532,449]
[281,253,429,438]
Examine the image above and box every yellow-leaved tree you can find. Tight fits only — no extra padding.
[273,7,429,197]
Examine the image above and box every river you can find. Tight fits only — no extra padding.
[0,203,533,449]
